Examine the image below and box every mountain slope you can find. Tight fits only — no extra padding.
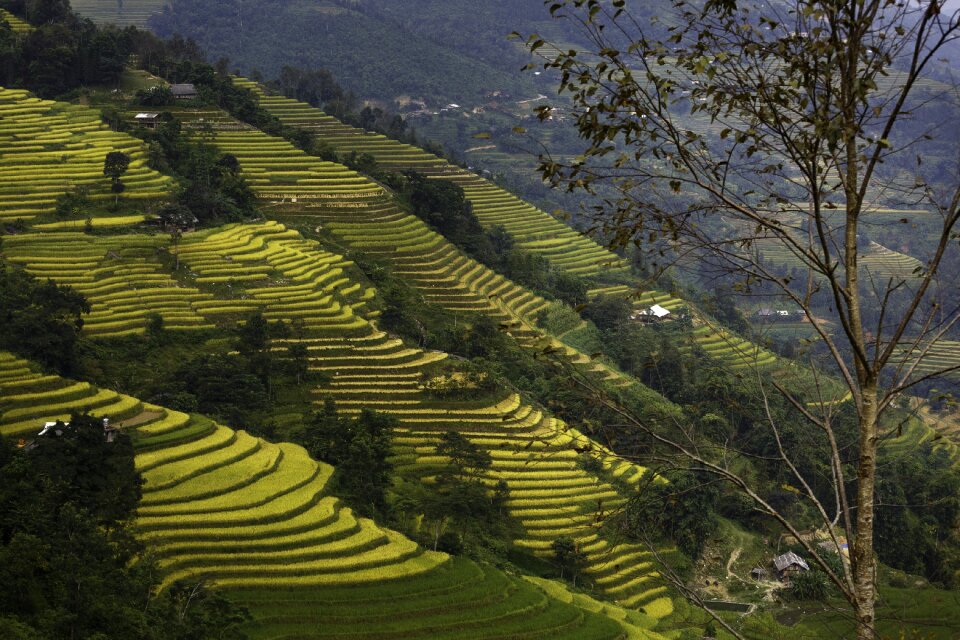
[234,78,629,278]
[1,350,663,639]
[3,112,675,615]
[5,211,674,616]
[128,0,540,104]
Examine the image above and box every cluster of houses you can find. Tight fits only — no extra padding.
[133,83,198,129]
[18,418,118,450]
[630,304,673,323]
[755,308,795,322]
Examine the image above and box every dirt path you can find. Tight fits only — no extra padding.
[117,410,163,429]
[726,546,742,578]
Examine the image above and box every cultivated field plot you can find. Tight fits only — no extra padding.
[191,116,549,321]
[0,8,30,33]
[136,418,446,590]
[177,106,623,384]
[0,88,172,223]
[684,325,779,371]
[0,352,143,437]
[234,78,629,278]
[587,285,686,312]
[174,221,376,332]
[296,328,673,617]
[2,351,650,638]
[755,237,922,280]
[884,415,960,468]
[3,232,215,338]
[3,222,376,338]
[895,340,960,379]
[233,556,655,639]
[69,0,166,26]
[722,210,924,281]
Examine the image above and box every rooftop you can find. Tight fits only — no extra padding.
[773,551,810,572]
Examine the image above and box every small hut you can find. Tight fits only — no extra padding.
[773,552,810,579]
[750,567,769,580]
[170,83,198,100]
[133,112,161,129]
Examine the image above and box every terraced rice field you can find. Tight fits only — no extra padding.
[136,414,447,590]
[5,212,673,614]
[725,209,923,280]
[1,87,681,619]
[234,558,659,639]
[0,352,144,437]
[174,107,624,383]
[884,414,960,468]
[233,78,629,278]
[3,232,215,338]
[0,8,31,33]
[288,327,672,615]
[198,124,548,320]
[896,340,960,379]
[3,222,375,338]
[756,237,922,280]
[2,352,657,639]
[173,221,376,332]
[587,285,686,313]
[0,88,172,223]
[683,325,778,371]
[69,0,166,26]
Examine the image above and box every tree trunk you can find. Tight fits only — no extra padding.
[852,382,878,640]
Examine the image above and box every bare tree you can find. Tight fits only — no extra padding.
[518,0,960,637]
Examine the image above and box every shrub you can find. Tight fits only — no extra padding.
[791,569,829,601]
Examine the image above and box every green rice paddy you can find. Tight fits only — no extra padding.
[0,88,172,223]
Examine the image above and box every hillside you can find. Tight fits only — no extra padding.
[227,79,837,382]
[70,0,598,105]
[3,1,960,633]
[1,350,668,639]
[4,212,674,618]
[0,86,687,621]
[133,0,544,105]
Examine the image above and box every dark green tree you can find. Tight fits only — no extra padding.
[26,413,142,524]
[103,150,131,206]
[624,471,719,558]
[336,409,396,516]
[436,430,491,480]
[305,404,395,517]
[551,536,586,585]
[0,264,89,375]
[582,295,631,332]
[791,570,829,601]
[157,203,196,269]
[287,342,310,385]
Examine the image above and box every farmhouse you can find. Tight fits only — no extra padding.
[133,112,161,128]
[21,418,118,450]
[773,551,810,579]
[631,304,672,323]
[170,83,198,100]
[756,308,793,321]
